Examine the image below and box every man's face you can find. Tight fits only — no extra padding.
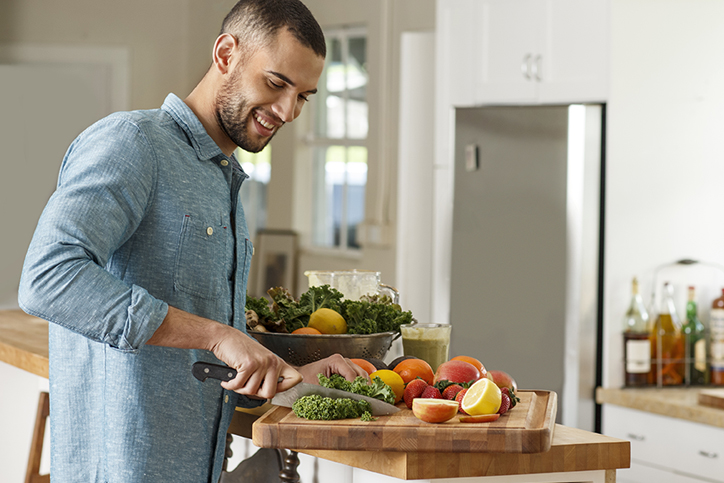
[215,29,324,153]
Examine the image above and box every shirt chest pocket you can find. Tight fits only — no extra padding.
[174,214,230,300]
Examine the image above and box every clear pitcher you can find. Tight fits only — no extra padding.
[304,269,399,304]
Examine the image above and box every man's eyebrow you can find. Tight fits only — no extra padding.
[269,70,318,94]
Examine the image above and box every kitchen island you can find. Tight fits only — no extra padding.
[1,309,630,482]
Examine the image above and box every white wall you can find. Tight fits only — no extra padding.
[604,0,724,387]
[0,60,115,483]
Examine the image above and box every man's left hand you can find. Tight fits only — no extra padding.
[296,354,370,384]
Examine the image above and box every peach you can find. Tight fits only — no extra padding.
[412,398,460,423]
[488,370,518,392]
[433,360,481,385]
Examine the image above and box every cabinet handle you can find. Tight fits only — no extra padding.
[698,450,719,459]
[532,55,542,81]
[626,433,645,441]
[522,54,532,80]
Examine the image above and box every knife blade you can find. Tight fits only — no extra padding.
[191,361,400,416]
[271,382,400,416]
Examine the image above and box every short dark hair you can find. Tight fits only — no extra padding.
[221,0,326,58]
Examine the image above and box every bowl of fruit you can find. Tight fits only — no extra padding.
[246,285,414,366]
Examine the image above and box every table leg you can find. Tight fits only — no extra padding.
[279,450,301,483]
[24,391,49,483]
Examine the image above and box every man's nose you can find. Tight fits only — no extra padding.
[271,92,297,123]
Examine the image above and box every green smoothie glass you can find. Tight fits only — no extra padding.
[400,323,452,372]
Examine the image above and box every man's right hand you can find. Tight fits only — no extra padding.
[210,324,302,398]
[147,306,302,399]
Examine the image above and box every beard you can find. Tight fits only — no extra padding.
[215,69,277,154]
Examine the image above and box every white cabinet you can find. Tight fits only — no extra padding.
[474,0,609,104]
[436,0,609,107]
[602,404,724,483]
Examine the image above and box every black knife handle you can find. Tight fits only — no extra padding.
[192,361,238,382]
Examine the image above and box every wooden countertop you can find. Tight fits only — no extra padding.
[596,386,724,428]
[0,309,49,378]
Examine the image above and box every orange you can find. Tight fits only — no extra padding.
[291,327,322,335]
[350,358,377,375]
[450,355,486,376]
[369,369,405,404]
[393,358,434,385]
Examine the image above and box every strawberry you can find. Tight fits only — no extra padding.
[501,387,520,408]
[454,388,468,414]
[420,385,442,399]
[497,393,511,414]
[403,379,429,409]
[441,384,464,401]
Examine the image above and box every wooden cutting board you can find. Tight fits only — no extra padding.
[253,389,557,453]
[698,389,724,410]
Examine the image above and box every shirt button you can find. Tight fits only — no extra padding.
[220,159,229,167]
[224,395,229,404]
[207,227,213,236]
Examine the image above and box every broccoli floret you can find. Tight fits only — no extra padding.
[317,374,396,405]
[292,395,372,420]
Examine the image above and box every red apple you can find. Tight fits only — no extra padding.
[433,360,481,385]
[459,413,501,423]
[412,399,460,423]
[488,370,518,392]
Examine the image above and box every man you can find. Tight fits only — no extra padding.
[18,1,366,481]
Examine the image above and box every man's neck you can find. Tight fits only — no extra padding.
[184,81,236,157]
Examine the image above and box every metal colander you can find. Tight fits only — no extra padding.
[249,331,399,366]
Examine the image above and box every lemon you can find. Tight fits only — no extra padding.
[369,369,405,404]
[308,308,347,334]
[461,378,502,415]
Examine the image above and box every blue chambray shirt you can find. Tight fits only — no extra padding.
[19,94,263,483]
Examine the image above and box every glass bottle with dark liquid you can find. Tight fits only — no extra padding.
[623,277,651,386]
[682,286,707,385]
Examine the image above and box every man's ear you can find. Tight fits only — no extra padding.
[212,33,238,74]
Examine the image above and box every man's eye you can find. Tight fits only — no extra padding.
[269,80,283,89]
[299,95,309,102]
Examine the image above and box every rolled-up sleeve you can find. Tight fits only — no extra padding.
[19,117,168,351]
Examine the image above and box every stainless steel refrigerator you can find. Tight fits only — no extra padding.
[449,105,603,430]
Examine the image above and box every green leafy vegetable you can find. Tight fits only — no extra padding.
[292,395,372,420]
[318,373,396,405]
[245,295,275,321]
[360,411,377,422]
[341,295,413,335]
[245,284,413,335]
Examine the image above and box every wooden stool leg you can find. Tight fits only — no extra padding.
[278,449,300,483]
[25,391,50,483]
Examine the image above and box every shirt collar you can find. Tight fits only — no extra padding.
[161,93,225,161]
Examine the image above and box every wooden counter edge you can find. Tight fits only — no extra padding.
[0,340,49,378]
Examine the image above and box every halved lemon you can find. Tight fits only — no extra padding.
[461,378,502,415]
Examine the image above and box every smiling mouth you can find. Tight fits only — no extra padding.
[254,110,277,132]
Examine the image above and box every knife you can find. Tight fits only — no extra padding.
[191,361,400,416]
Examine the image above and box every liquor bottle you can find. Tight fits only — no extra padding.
[681,286,707,385]
[650,282,685,386]
[710,289,724,385]
[623,277,651,386]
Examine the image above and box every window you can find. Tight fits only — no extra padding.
[236,146,271,242]
[309,27,368,250]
